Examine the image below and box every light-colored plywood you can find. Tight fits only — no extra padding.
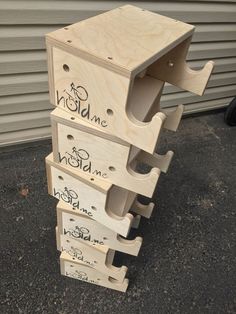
[51,115,160,197]
[148,37,214,96]
[131,197,155,219]
[60,251,128,292]
[56,227,127,281]
[46,5,194,76]
[46,6,212,152]
[50,47,168,153]
[51,107,178,196]
[188,57,236,74]
[46,153,135,237]
[57,201,142,256]
[116,191,155,219]
[138,150,174,175]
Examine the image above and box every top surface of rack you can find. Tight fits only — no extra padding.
[46,5,194,76]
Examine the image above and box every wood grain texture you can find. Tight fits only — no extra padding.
[50,47,166,153]
[46,6,214,152]
[50,108,181,197]
[60,251,129,292]
[46,153,136,237]
[56,201,142,256]
[47,5,194,76]
[56,228,128,281]
[148,37,214,96]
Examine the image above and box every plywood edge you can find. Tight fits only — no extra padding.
[46,32,195,80]
[50,107,129,147]
[45,152,111,193]
[131,31,194,78]
[45,4,195,79]
[46,36,132,78]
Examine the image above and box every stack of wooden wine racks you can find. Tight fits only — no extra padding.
[45,5,214,292]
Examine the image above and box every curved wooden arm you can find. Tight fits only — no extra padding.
[148,37,215,96]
